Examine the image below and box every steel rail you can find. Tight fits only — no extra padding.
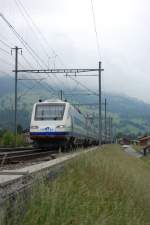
[0,148,58,165]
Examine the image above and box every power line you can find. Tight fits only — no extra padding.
[0,13,59,95]
[0,11,101,101]
[14,0,50,59]
[20,55,58,95]
[18,78,49,99]
[0,57,13,67]
[14,0,96,96]
[0,48,26,69]
[14,0,65,68]
[68,76,98,96]
[0,47,26,69]
[90,0,101,59]
[14,0,53,62]
[0,47,10,55]
[0,39,11,49]
[0,13,45,68]
[14,0,67,90]
[21,54,34,69]
[14,1,100,97]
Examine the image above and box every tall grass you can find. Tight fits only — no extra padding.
[0,131,27,147]
[6,145,150,225]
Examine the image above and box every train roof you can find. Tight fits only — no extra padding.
[36,99,67,104]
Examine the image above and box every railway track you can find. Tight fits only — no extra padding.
[0,147,57,165]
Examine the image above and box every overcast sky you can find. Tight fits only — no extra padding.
[1,0,150,102]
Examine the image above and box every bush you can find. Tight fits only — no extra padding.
[2,131,14,146]
[1,131,27,147]
[16,134,27,146]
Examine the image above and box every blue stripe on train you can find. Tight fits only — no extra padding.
[30,132,69,136]
[30,131,97,139]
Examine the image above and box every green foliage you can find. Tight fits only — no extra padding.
[0,128,4,137]
[1,76,150,135]
[0,131,27,147]
[2,131,15,146]
[16,134,27,146]
[8,145,150,225]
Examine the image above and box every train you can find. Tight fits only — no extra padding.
[30,99,98,151]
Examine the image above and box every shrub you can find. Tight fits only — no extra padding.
[1,131,27,147]
[16,134,27,146]
[2,131,14,146]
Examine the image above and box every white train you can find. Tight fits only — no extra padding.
[30,99,98,150]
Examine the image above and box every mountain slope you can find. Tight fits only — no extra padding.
[0,76,150,136]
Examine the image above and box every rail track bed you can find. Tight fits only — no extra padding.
[0,147,37,152]
[0,147,58,165]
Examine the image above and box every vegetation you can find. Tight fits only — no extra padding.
[7,144,150,225]
[0,130,27,147]
[1,76,150,135]
[132,144,142,152]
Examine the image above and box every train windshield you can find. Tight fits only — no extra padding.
[35,104,65,121]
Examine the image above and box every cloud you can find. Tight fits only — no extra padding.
[0,0,150,102]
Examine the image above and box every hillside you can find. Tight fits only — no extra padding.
[0,76,150,136]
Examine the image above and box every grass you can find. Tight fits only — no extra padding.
[132,144,142,152]
[6,145,150,225]
[0,131,27,147]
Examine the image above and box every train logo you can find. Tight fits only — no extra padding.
[40,126,55,132]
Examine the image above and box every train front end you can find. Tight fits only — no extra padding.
[30,100,70,149]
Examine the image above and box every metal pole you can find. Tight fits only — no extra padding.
[108,117,110,143]
[14,47,18,147]
[99,61,102,145]
[11,46,22,147]
[105,98,107,144]
[60,90,63,100]
[110,117,113,143]
[108,117,113,143]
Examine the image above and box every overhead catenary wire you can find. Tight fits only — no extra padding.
[0,57,13,67]
[0,13,46,68]
[14,0,50,59]
[90,0,101,60]
[0,13,59,96]
[0,47,10,55]
[14,0,65,68]
[1,4,98,100]
[0,72,56,111]
[0,50,56,100]
[13,0,100,98]
[0,39,11,49]
[0,45,56,99]
[0,4,100,108]
[21,54,34,69]
[18,78,50,99]
[20,54,57,96]
[14,0,67,90]
[0,42,27,69]
[13,0,96,96]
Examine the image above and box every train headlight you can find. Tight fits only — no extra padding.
[31,126,39,129]
[56,125,65,128]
